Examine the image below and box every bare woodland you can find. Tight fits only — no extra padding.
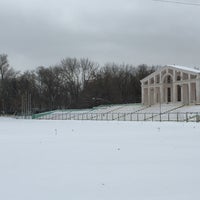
[0,54,156,114]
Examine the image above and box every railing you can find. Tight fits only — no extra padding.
[32,111,200,122]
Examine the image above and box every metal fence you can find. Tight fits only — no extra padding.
[32,112,200,122]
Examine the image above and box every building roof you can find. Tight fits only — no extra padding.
[167,65,200,74]
[141,65,200,82]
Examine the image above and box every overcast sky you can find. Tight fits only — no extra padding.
[1,0,200,71]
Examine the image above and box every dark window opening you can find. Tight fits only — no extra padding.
[177,75,181,81]
[167,88,171,102]
[177,85,181,101]
[167,76,172,83]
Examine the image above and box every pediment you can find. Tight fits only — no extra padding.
[141,65,200,83]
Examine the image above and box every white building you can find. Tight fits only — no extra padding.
[140,65,200,105]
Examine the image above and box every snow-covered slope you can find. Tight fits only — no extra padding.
[32,103,200,122]
[0,119,200,200]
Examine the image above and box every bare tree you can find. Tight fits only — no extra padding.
[0,54,18,113]
[0,54,16,80]
[79,58,98,88]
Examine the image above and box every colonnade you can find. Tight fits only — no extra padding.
[141,67,200,105]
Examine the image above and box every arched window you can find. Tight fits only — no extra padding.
[164,75,172,84]
[177,75,181,81]
[167,75,172,83]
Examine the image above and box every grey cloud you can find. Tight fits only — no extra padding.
[0,0,200,70]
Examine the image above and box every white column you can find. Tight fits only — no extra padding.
[181,84,184,104]
[173,84,176,103]
[148,86,150,105]
[188,83,191,104]
[173,70,176,82]
[196,78,200,104]
[154,76,156,105]
[181,72,183,80]
[154,87,157,104]
[141,86,144,104]
[160,72,162,84]
[159,72,163,103]
[173,70,176,103]
[160,85,163,103]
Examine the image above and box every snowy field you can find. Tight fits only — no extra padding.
[0,118,200,200]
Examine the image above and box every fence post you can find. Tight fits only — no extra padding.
[177,113,178,122]
[152,113,153,121]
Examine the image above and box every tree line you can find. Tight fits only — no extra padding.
[0,54,158,115]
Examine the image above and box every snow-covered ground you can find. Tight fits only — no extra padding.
[0,118,200,200]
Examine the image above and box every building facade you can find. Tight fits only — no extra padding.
[140,65,200,105]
